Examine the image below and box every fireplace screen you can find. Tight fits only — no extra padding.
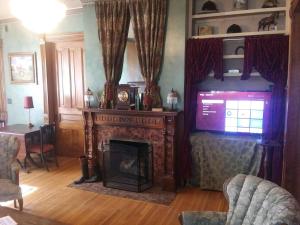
[103,139,153,192]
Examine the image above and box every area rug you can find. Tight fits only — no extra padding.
[68,182,176,205]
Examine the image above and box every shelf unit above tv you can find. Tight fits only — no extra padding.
[188,0,291,39]
[192,6,287,19]
[188,0,291,78]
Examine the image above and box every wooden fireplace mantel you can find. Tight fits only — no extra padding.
[82,108,183,191]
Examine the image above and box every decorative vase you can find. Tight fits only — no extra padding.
[233,0,248,10]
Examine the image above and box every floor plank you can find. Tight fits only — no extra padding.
[11,157,228,225]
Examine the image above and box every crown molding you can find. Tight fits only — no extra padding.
[0,7,83,24]
[0,17,18,24]
[80,0,96,5]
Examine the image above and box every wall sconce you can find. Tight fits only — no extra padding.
[167,89,178,111]
[24,96,34,128]
[84,88,94,108]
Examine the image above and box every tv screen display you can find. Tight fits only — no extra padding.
[196,91,271,134]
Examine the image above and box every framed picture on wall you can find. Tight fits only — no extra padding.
[8,52,36,84]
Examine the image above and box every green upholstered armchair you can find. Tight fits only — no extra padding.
[0,135,23,211]
[179,174,300,225]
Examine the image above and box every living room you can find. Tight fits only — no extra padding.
[0,0,299,224]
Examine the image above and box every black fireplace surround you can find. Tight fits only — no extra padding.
[103,139,153,192]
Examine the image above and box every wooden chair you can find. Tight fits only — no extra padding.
[27,124,58,171]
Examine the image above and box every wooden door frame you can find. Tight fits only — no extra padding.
[0,40,7,123]
[40,32,84,124]
[283,0,300,202]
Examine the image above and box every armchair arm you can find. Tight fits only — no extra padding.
[179,211,227,225]
[10,161,20,185]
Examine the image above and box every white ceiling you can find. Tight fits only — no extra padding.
[0,0,83,20]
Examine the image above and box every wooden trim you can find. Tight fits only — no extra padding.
[83,108,179,117]
[290,0,300,18]
[41,32,84,124]
[41,42,57,124]
[283,0,300,202]
[192,7,287,19]
[0,40,7,122]
[45,32,84,43]
[191,30,287,39]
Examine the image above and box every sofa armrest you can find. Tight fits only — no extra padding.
[11,161,20,185]
[179,211,227,225]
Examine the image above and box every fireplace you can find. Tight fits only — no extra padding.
[103,139,153,192]
[83,109,182,191]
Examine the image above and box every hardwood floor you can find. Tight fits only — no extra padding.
[14,157,228,225]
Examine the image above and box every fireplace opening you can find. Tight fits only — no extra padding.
[103,139,153,192]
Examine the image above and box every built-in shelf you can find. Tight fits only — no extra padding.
[192,30,287,39]
[208,72,260,77]
[192,7,287,19]
[223,55,244,59]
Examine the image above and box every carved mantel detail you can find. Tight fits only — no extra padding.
[83,109,182,191]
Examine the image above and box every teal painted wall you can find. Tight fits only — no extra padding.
[0,1,186,124]
[82,5,106,101]
[0,13,84,125]
[160,0,186,110]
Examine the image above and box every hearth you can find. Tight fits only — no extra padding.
[103,139,153,192]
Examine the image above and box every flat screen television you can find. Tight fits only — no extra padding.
[196,91,271,134]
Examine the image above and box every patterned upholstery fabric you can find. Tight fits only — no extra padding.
[180,174,300,225]
[190,133,263,191]
[0,135,22,202]
[0,179,22,202]
[181,211,227,225]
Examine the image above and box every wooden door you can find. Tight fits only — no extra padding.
[42,33,85,157]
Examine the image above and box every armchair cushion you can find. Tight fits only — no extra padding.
[180,211,227,225]
[180,175,300,225]
[225,174,300,225]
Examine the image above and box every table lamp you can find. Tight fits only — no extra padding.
[84,88,94,108]
[167,89,178,111]
[24,96,34,128]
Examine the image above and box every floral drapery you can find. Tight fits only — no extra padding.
[129,0,167,109]
[182,38,223,180]
[95,0,131,108]
[242,35,289,184]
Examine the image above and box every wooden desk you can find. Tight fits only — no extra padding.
[0,206,67,225]
[0,124,40,169]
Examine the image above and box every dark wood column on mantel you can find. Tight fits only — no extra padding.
[82,109,183,191]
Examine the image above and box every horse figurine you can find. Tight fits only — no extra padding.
[262,0,278,8]
[258,12,279,31]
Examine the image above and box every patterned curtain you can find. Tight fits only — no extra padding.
[95,0,130,108]
[129,0,167,110]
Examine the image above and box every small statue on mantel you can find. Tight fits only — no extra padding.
[258,12,279,31]
[262,0,278,8]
